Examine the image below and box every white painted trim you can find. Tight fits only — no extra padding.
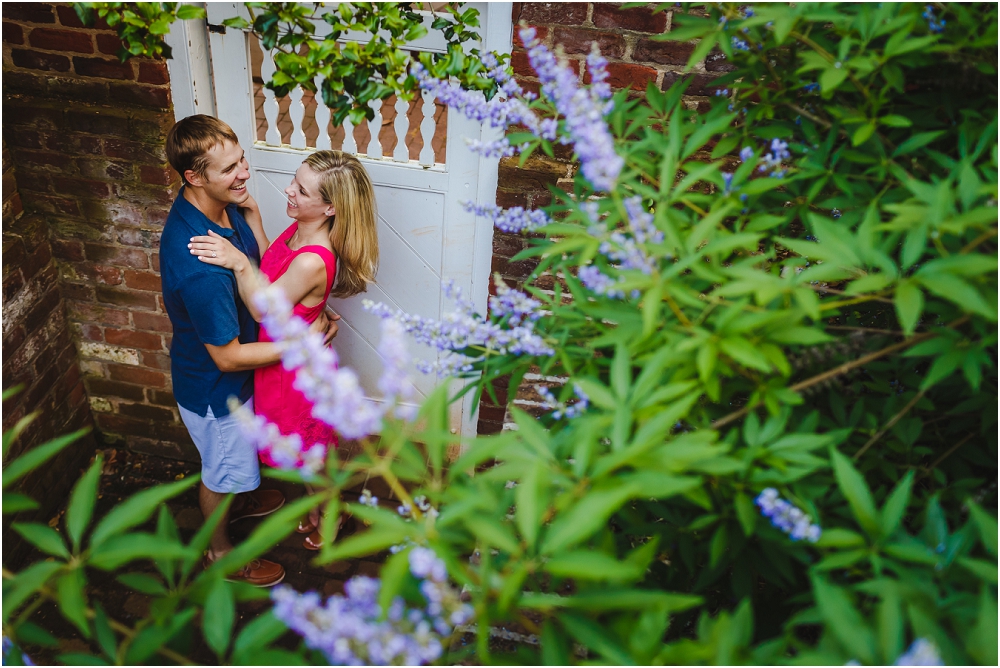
[460,2,514,441]
[164,3,216,121]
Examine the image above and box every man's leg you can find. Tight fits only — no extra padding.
[200,482,234,557]
[179,401,284,586]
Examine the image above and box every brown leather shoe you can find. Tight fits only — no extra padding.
[229,488,285,523]
[203,554,285,587]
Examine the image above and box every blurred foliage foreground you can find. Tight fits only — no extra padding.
[4,2,998,665]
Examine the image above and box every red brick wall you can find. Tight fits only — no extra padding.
[2,140,98,563]
[2,2,194,460]
[478,2,721,435]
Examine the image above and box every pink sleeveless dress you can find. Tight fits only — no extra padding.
[255,222,339,466]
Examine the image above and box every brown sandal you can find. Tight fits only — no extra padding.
[302,515,356,551]
[303,528,325,551]
[296,519,317,534]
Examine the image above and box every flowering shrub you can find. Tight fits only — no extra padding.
[5,2,997,666]
[271,548,472,665]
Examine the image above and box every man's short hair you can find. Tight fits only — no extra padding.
[166,115,239,186]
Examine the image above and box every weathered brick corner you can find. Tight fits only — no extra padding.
[3,2,195,463]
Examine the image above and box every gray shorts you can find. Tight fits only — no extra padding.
[177,398,260,494]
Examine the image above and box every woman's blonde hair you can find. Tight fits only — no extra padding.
[303,150,379,298]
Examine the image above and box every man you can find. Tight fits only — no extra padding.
[161,115,336,586]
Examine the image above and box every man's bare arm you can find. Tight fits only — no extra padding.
[204,339,281,373]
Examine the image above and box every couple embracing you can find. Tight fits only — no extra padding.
[160,115,379,586]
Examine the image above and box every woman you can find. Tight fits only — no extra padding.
[188,150,379,549]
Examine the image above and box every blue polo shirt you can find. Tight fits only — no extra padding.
[160,188,261,417]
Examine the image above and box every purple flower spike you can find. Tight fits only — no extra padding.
[895,638,943,666]
[755,488,821,542]
[463,201,550,233]
[520,28,623,191]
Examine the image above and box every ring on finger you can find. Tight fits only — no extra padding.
[212,251,217,258]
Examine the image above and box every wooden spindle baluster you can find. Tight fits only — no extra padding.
[367,98,383,159]
[393,94,409,162]
[314,76,332,150]
[342,116,357,154]
[260,48,281,146]
[289,85,307,149]
[419,88,436,166]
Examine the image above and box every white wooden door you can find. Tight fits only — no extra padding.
[203,3,511,438]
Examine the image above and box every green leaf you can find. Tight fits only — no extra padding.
[967,502,998,558]
[877,588,904,664]
[221,15,250,29]
[541,483,639,554]
[883,541,938,564]
[720,337,773,372]
[611,344,631,400]
[203,579,235,658]
[814,548,868,570]
[66,456,103,553]
[2,492,39,513]
[592,395,701,477]
[572,378,616,410]
[89,475,199,548]
[894,280,924,335]
[735,492,757,536]
[879,114,912,127]
[124,608,196,664]
[2,561,62,622]
[515,461,547,550]
[891,130,945,157]
[831,449,880,538]
[232,611,289,663]
[917,272,996,319]
[89,533,190,570]
[92,602,118,661]
[11,522,70,560]
[239,649,308,665]
[820,66,849,92]
[543,551,644,582]
[619,471,701,500]
[319,527,413,562]
[376,549,412,617]
[812,575,875,663]
[958,557,999,584]
[768,327,834,345]
[845,273,893,295]
[541,620,571,666]
[497,562,530,615]
[176,4,206,20]
[13,621,59,648]
[880,471,913,538]
[2,410,34,459]
[116,573,168,596]
[56,653,109,665]
[468,518,521,554]
[815,528,865,548]
[148,18,170,34]
[852,122,875,146]
[181,495,232,581]
[560,612,635,665]
[2,428,89,490]
[967,587,998,665]
[57,568,90,638]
